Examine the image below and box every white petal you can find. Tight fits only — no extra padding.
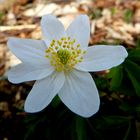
[8,63,54,84]
[75,45,128,72]
[58,70,100,118]
[66,15,90,48]
[41,14,66,46]
[24,72,65,113]
[7,37,48,65]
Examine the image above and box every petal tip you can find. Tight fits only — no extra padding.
[80,106,100,118]
[7,37,13,48]
[122,46,128,58]
[41,14,55,24]
[24,101,41,113]
[77,14,89,25]
[77,14,88,19]
[7,37,20,50]
[7,69,19,84]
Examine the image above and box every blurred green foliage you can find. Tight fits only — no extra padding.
[124,9,133,23]
[90,8,102,19]
[0,11,5,25]
[1,40,140,140]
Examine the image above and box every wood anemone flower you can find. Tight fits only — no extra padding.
[7,14,128,118]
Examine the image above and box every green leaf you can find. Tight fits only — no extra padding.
[75,116,87,140]
[124,60,140,96]
[119,82,135,96]
[123,120,137,140]
[119,102,132,112]
[124,59,140,81]
[95,76,109,90]
[24,119,39,140]
[108,66,123,91]
[136,38,140,48]
[102,116,130,127]
[124,9,133,23]
[120,102,140,113]
[135,105,140,112]
[128,49,140,61]
[126,70,140,97]
[86,119,103,140]
[51,95,61,108]
[94,116,130,130]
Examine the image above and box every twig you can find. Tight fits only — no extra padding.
[0,25,37,31]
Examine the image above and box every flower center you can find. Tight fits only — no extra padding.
[45,36,86,72]
[57,49,71,65]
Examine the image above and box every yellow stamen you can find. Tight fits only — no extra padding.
[45,37,86,72]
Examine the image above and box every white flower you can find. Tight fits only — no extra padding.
[7,14,128,118]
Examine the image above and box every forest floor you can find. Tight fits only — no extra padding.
[0,0,140,140]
